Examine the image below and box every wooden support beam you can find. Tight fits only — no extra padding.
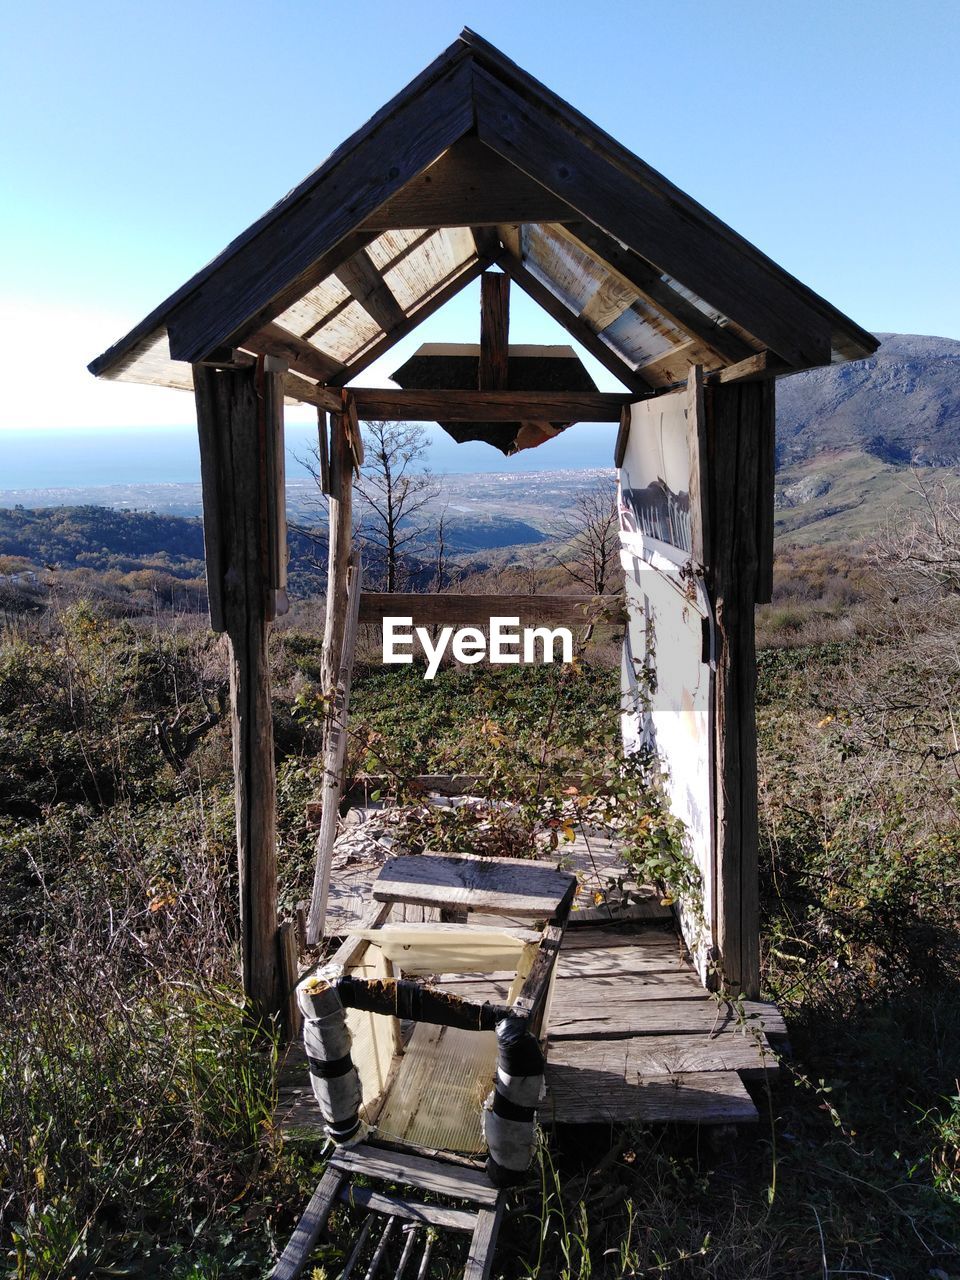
[335,248,406,332]
[245,322,346,384]
[280,372,341,414]
[474,66,832,369]
[320,414,354,694]
[706,381,764,999]
[494,249,652,395]
[706,350,794,384]
[328,258,490,386]
[686,365,710,568]
[358,592,625,627]
[347,386,632,422]
[192,361,283,1025]
[269,1166,345,1280]
[479,273,510,391]
[357,136,576,231]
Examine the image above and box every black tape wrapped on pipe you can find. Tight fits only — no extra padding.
[334,974,511,1031]
[484,1014,545,1187]
[297,977,363,1144]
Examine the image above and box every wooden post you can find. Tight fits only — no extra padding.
[193,359,285,1025]
[320,409,354,694]
[479,272,510,391]
[704,380,772,999]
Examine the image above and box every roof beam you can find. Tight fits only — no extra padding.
[559,223,756,367]
[346,388,630,422]
[328,257,489,386]
[494,248,652,395]
[357,136,576,231]
[242,322,346,383]
[474,65,832,368]
[479,272,510,390]
[335,249,406,332]
[163,57,476,364]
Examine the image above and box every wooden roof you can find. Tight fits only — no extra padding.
[88,28,878,403]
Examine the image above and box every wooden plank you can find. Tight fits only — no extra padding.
[335,248,406,332]
[479,273,510,391]
[686,364,709,568]
[546,1030,774,1080]
[512,887,574,1031]
[192,362,282,1023]
[755,379,776,604]
[568,898,673,926]
[373,855,576,919]
[545,1065,758,1126]
[346,387,630,422]
[546,993,786,1040]
[316,410,331,496]
[464,1199,506,1280]
[358,137,576,231]
[613,404,630,469]
[329,1143,499,1206]
[495,249,651,394]
[358,592,624,627]
[706,351,793,384]
[269,1166,344,1280]
[245,322,346,383]
[277,921,301,1041]
[308,560,363,944]
[281,373,341,414]
[320,412,353,693]
[336,1184,478,1233]
[557,926,682,953]
[474,65,833,369]
[163,55,476,364]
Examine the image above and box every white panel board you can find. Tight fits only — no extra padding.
[618,392,716,982]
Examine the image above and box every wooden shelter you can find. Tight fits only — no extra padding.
[89,28,877,1026]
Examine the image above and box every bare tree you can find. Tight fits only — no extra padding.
[554,478,621,597]
[354,420,440,592]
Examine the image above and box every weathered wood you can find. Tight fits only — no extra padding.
[512,888,574,1031]
[164,54,476,363]
[336,248,406,332]
[308,560,364,944]
[685,364,709,568]
[320,413,353,693]
[494,249,651,394]
[707,382,763,998]
[358,137,575,231]
[269,1165,344,1280]
[546,1028,776,1081]
[613,404,630,469]
[336,1184,478,1233]
[192,362,283,1024]
[277,921,301,1041]
[358,592,624,627]
[479,273,510,392]
[343,393,365,468]
[329,1143,500,1206]
[316,410,331,497]
[546,993,785,1040]
[706,351,793,384]
[343,387,630,422]
[374,854,576,919]
[463,1199,506,1280]
[246,322,346,383]
[281,372,341,414]
[473,63,835,369]
[545,1065,758,1125]
[330,258,490,386]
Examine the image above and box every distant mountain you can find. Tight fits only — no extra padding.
[776,333,960,466]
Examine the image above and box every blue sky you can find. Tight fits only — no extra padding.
[1,0,958,431]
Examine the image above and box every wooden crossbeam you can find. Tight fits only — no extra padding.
[338,388,630,422]
[358,592,624,626]
[335,248,406,332]
[479,273,510,391]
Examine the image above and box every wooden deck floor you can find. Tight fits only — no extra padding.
[279,821,784,1135]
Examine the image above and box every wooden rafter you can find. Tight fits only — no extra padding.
[343,387,630,422]
[479,273,510,390]
[335,248,406,332]
[244,322,346,383]
[473,64,833,369]
[494,248,652,394]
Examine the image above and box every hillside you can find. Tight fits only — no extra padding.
[776,332,960,466]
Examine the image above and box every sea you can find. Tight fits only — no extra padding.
[0,422,618,495]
